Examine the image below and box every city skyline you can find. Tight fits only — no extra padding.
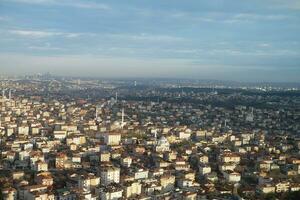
[0,0,300,82]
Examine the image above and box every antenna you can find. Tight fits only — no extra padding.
[225,119,227,128]
[115,92,118,102]
[251,107,254,115]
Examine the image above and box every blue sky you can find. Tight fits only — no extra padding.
[0,0,299,82]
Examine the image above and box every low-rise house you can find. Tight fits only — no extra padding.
[259,184,276,194]
[199,164,211,175]
[1,187,17,200]
[160,174,175,192]
[35,172,53,186]
[100,167,120,186]
[223,171,241,183]
[123,181,142,198]
[98,185,123,200]
[275,181,290,193]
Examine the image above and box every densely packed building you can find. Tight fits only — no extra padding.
[0,78,300,200]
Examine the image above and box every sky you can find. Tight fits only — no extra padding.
[0,0,300,82]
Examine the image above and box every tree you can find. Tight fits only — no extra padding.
[264,193,277,200]
[283,191,300,200]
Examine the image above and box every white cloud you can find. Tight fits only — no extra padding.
[137,8,290,25]
[7,0,55,4]
[0,16,8,21]
[70,2,110,10]
[10,30,61,37]
[28,42,64,50]
[9,29,85,38]
[206,48,300,57]
[259,43,271,47]
[7,0,110,10]
[8,29,183,44]
[269,0,300,10]
[108,33,186,43]
[226,13,289,23]
[28,46,63,50]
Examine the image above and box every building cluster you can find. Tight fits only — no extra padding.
[0,80,300,200]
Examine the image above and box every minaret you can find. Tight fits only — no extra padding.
[95,107,98,120]
[121,108,124,129]
[8,89,11,100]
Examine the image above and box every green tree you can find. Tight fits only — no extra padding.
[283,191,300,200]
[264,193,277,200]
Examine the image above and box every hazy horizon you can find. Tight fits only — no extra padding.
[0,0,300,82]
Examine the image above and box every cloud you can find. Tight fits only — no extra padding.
[259,43,271,47]
[10,30,61,37]
[108,33,186,43]
[28,42,64,50]
[178,12,291,24]
[205,48,300,57]
[138,9,289,25]
[9,30,84,38]
[269,0,300,10]
[7,0,55,4]
[7,0,110,10]
[0,16,9,21]
[28,46,63,50]
[223,13,289,23]
[69,2,110,10]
